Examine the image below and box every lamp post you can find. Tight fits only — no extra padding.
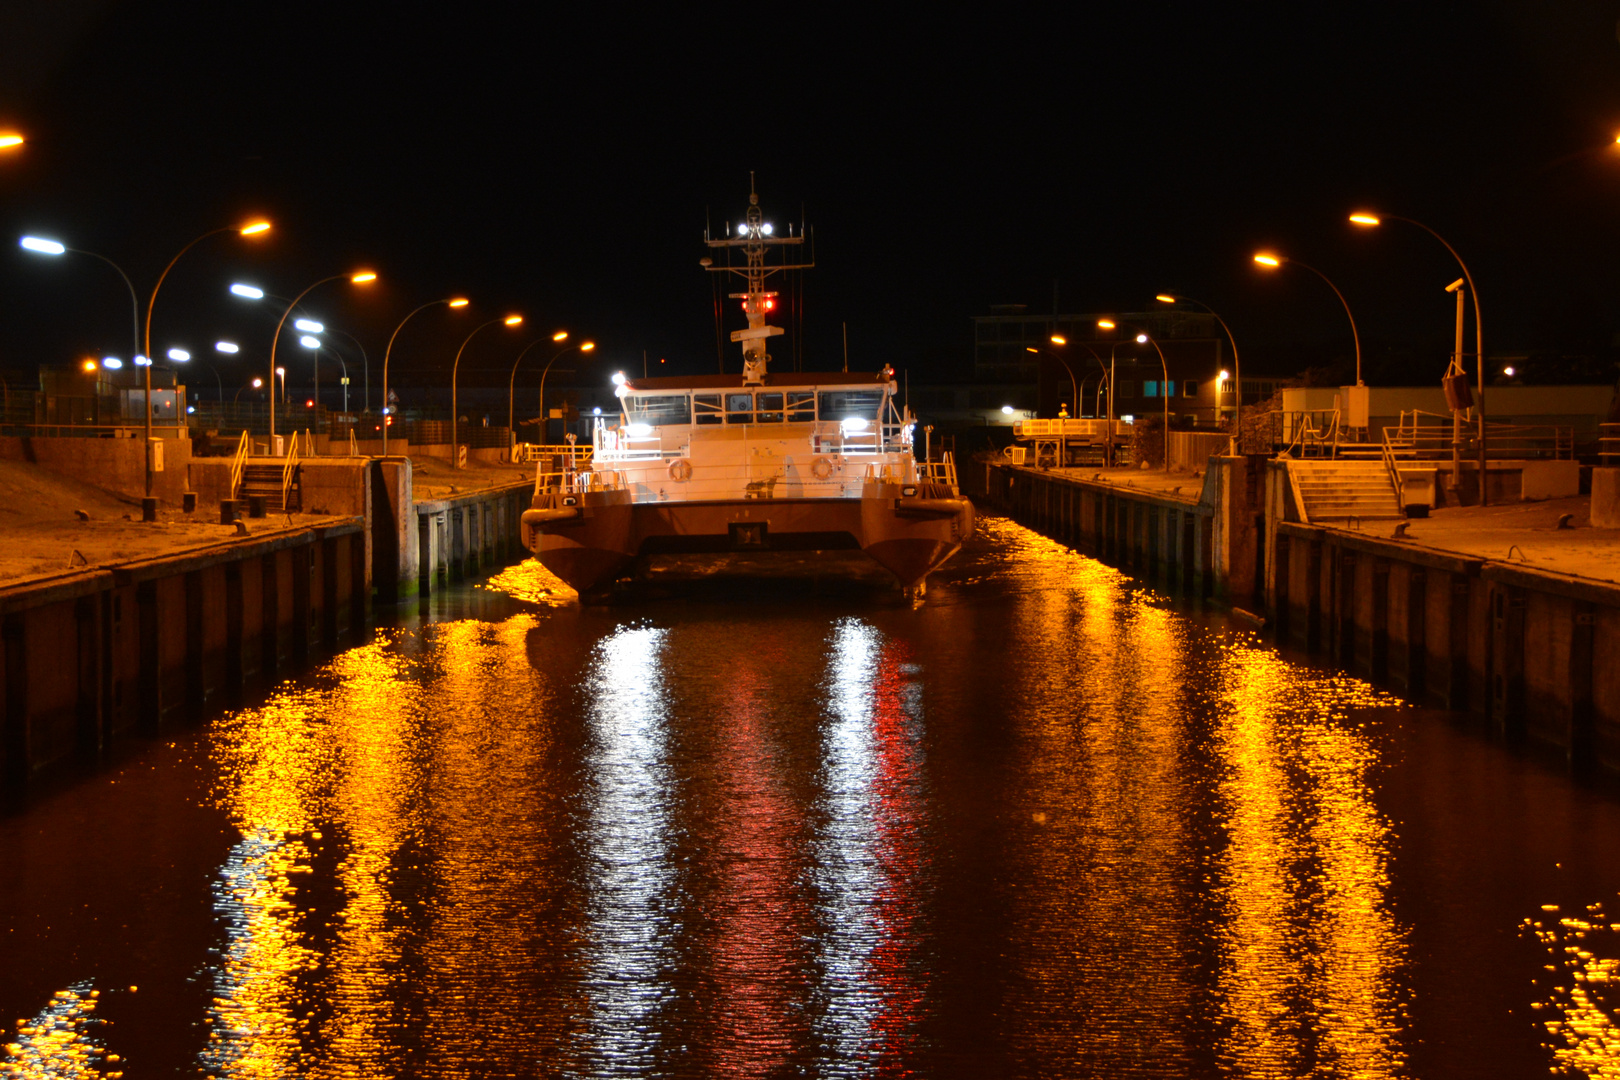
[19,237,140,361]
[324,329,370,414]
[1024,344,1077,417]
[233,377,264,405]
[538,341,596,445]
[450,315,522,468]
[508,331,570,460]
[1156,293,1244,451]
[1251,253,1361,386]
[381,297,468,455]
[1098,319,1170,470]
[1047,335,1116,463]
[234,269,375,449]
[1349,211,1488,503]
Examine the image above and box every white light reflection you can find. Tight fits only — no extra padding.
[579,624,676,1070]
[811,618,929,1069]
[0,981,112,1078]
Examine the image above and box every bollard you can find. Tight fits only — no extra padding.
[219,499,239,525]
[248,495,267,519]
[141,497,158,522]
[183,492,197,513]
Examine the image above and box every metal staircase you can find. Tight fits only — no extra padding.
[240,460,301,511]
[1286,459,1402,522]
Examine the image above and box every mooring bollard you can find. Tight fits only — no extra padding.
[141,497,158,522]
[220,499,239,525]
[248,495,267,519]
[183,492,197,513]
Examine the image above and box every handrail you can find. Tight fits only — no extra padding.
[348,428,359,456]
[281,433,301,510]
[1380,426,1404,507]
[228,430,251,499]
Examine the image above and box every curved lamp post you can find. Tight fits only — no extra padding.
[1156,293,1244,448]
[19,236,140,361]
[1098,319,1170,469]
[1047,335,1117,462]
[538,341,596,445]
[508,331,570,460]
[380,296,468,455]
[451,314,523,467]
[1023,344,1077,417]
[1349,211,1487,502]
[1251,253,1361,386]
[235,270,375,447]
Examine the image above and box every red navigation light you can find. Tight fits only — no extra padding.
[765,298,775,310]
[305,399,314,407]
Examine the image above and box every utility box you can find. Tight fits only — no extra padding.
[1342,384,1370,428]
[147,437,164,472]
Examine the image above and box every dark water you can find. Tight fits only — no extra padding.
[4,515,1620,1078]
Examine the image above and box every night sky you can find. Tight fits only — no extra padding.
[3,2,1620,398]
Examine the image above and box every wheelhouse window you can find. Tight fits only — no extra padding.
[725,392,755,424]
[694,393,723,425]
[817,389,884,425]
[625,393,691,427]
[756,392,784,423]
[785,391,816,421]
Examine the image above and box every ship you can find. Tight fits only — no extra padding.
[519,181,975,601]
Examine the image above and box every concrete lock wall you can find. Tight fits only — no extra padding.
[1,523,370,789]
[412,483,533,596]
[0,434,195,504]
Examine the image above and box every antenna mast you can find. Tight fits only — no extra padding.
[701,177,814,385]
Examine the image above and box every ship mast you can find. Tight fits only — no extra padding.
[702,175,813,385]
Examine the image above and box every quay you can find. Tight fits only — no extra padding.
[980,456,1620,773]
[0,439,536,791]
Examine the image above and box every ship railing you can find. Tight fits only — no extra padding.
[530,444,595,494]
[920,451,958,487]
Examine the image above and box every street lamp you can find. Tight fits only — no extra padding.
[19,235,141,363]
[380,297,468,455]
[233,377,264,405]
[1025,343,1077,418]
[233,268,375,448]
[508,330,570,459]
[1349,210,1488,502]
[451,314,523,468]
[0,133,23,150]
[1156,293,1244,450]
[538,340,596,445]
[1098,320,1170,469]
[1251,252,1362,386]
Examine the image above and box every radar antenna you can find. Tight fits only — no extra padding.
[701,179,813,385]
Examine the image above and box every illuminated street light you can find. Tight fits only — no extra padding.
[1097,317,1171,463]
[230,283,265,299]
[215,340,239,354]
[240,270,377,444]
[536,340,598,447]
[1025,345,1078,423]
[1000,404,1014,415]
[102,357,123,370]
[299,335,320,349]
[82,359,98,373]
[552,330,568,342]
[1252,250,1362,385]
[0,133,23,150]
[166,348,190,362]
[1348,208,1487,500]
[294,318,324,333]
[451,314,525,467]
[381,296,468,455]
[19,236,66,255]
[1157,292,1244,445]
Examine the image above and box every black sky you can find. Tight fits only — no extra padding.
[3,1,1620,396]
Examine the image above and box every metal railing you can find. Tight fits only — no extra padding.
[920,451,959,487]
[228,430,251,499]
[281,434,301,510]
[1387,409,1574,460]
[1276,409,1341,458]
[530,444,595,493]
[1602,422,1620,465]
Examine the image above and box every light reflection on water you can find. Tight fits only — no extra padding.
[10,532,1620,1076]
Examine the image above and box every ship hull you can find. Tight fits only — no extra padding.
[521,487,973,598]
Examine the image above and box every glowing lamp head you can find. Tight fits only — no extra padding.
[1348,213,1381,227]
[448,298,469,308]
[251,377,263,388]
[1050,335,1067,346]
[274,366,285,376]
[82,359,98,373]
[1135,334,1148,344]
[1219,369,1231,381]
[611,371,627,386]
[240,221,271,236]
[102,357,123,370]
[350,271,377,284]
[1097,319,1116,331]
[215,340,239,354]
[167,348,190,362]
[761,223,773,235]
[299,335,320,349]
[20,236,66,256]
[1504,365,1516,377]
[504,315,523,326]
[230,283,265,299]
[552,331,568,342]
[1155,294,1177,304]
[1026,347,1038,353]
[294,319,324,333]
[581,341,595,352]
[1000,405,1014,415]
[133,355,150,366]
[1253,253,1281,268]
[0,133,23,149]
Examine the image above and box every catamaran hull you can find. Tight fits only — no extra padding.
[521,489,974,597]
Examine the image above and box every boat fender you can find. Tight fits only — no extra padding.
[668,458,693,482]
[810,456,835,480]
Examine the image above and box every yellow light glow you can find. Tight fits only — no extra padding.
[581,342,596,352]
[504,315,523,326]
[1026,347,1038,353]
[240,221,271,236]
[1253,253,1281,267]
[552,331,568,342]
[350,271,377,283]
[1348,213,1381,227]
[82,359,98,372]
[0,133,22,149]
[1050,334,1067,346]
[448,298,469,308]
[1097,320,1116,330]
[1220,369,1231,380]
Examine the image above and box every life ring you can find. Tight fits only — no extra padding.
[810,456,835,480]
[668,458,693,482]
